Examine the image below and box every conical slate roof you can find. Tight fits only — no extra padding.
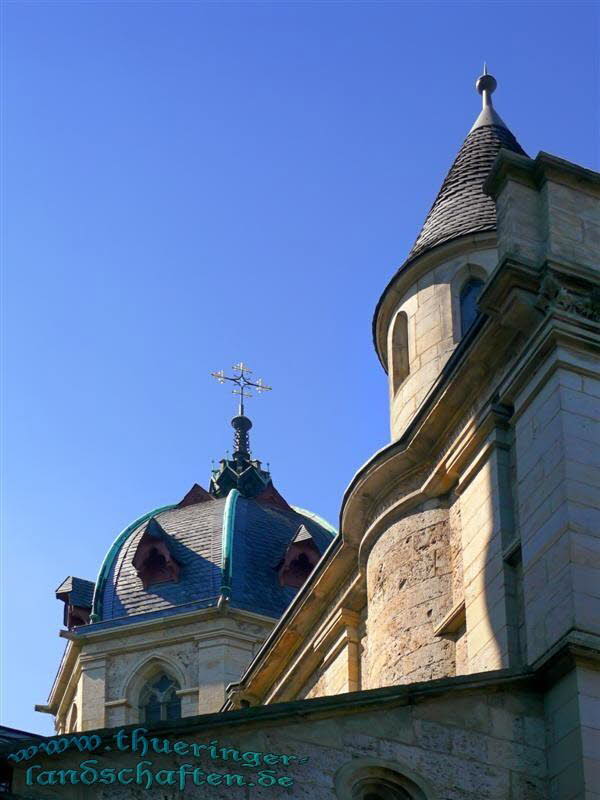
[407,70,527,261]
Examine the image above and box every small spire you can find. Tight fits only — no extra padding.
[470,66,506,133]
[476,64,498,109]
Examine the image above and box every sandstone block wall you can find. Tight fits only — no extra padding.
[12,681,548,800]
[495,165,600,271]
[388,248,497,439]
[365,504,458,688]
[59,613,273,733]
[514,364,600,665]
[544,663,600,800]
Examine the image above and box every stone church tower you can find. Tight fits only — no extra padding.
[5,70,599,800]
[37,401,335,733]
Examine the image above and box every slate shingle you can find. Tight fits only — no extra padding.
[98,495,334,626]
[407,123,527,261]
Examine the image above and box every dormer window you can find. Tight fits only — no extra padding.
[278,525,321,589]
[285,552,313,585]
[132,518,180,589]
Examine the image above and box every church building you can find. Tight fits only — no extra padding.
[2,69,599,800]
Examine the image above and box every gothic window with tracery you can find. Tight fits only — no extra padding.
[460,277,485,336]
[139,673,182,724]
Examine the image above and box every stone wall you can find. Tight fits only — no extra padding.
[10,677,549,800]
[545,663,600,800]
[513,363,600,665]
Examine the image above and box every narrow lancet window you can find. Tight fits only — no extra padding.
[389,311,409,395]
[460,278,485,336]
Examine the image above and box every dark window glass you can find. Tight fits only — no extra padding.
[460,278,485,336]
[354,781,412,800]
[140,673,182,724]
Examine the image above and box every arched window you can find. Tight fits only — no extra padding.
[459,278,484,336]
[389,311,409,395]
[353,779,412,800]
[336,764,429,800]
[139,673,182,724]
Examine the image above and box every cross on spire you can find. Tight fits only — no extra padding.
[211,362,272,417]
[211,363,272,464]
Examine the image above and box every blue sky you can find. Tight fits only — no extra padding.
[2,0,598,734]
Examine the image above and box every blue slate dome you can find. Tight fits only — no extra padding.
[86,410,336,631]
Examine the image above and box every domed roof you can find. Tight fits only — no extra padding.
[89,485,335,629]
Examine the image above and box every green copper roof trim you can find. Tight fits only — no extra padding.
[292,506,337,537]
[90,504,177,622]
[220,488,240,599]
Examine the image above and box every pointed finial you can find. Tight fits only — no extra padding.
[476,65,497,109]
[211,362,272,465]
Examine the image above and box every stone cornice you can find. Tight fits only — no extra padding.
[260,605,363,705]
[484,149,600,200]
[66,604,274,644]
[6,668,539,757]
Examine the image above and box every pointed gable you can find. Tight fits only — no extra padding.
[254,482,293,512]
[278,524,321,589]
[177,483,213,508]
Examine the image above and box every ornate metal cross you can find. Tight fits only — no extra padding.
[211,362,272,417]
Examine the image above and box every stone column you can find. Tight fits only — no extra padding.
[78,655,106,731]
[458,430,521,673]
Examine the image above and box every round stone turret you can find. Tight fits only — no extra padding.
[374,70,526,440]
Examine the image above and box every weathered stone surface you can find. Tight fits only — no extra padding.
[365,504,458,687]
[10,680,548,800]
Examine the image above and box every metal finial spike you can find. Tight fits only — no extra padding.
[483,62,488,75]
[211,362,272,460]
[475,67,497,109]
